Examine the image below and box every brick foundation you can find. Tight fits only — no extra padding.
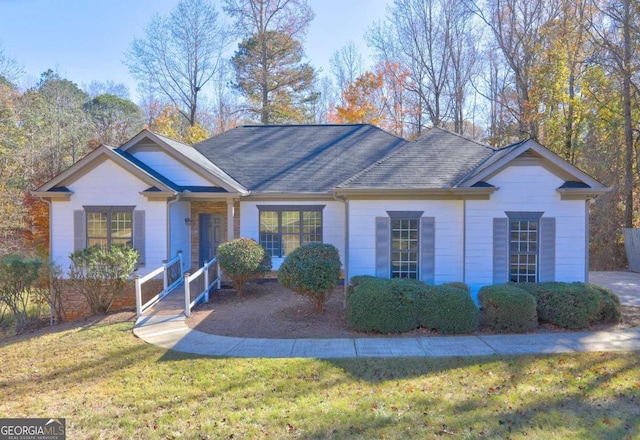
[58,278,165,321]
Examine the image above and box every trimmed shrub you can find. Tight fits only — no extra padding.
[520,282,600,329]
[479,285,538,333]
[346,275,379,302]
[417,286,479,334]
[347,278,420,333]
[0,254,47,334]
[68,245,139,315]
[278,244,341,312]
[511,282,555,322]
[442,282,470,293]
[590,284,623,324]
[217,238,271,297]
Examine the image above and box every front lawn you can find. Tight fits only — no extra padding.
[1,314,639,439]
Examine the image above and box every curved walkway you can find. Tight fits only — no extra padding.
[133,271,640,359]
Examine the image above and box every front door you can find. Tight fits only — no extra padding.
[199,214,225,266]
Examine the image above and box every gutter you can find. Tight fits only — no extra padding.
[333,192,349,306]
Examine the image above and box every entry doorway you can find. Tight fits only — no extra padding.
[199,214,225,266]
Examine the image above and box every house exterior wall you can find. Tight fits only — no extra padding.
[50,159,168,277]
[239,200,346,270]
[132,150,212,186]
[190,200,240,270]
[465,164,587,295]
[347,199,464,283]
[169,200,191,271]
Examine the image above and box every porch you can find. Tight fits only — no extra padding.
[186,200,240,269]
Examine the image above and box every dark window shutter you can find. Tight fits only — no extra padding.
[133,210,146,266]
[73,210,86,252]
[539,217,556,282]
[493,217,508,284]
[375,216,390,278]
[420,216,435,284]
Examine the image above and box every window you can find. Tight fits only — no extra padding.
[391,218,419,279]
[508,213,542,283]
[258,206,324,257]
[85,206,134,249]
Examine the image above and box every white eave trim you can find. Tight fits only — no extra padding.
[556,187,612,200]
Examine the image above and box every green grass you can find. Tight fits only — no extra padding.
[1,316,639,439]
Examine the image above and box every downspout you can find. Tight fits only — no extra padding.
[463,199,466,284]
[42,197,54,326]
[333,193,349,306]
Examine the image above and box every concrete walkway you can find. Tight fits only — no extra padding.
[133,272,640,359]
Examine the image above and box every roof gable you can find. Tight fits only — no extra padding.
[121,130,247,194]
[33,145,177,198]
[459,139,609,193]
[193,124,406,193]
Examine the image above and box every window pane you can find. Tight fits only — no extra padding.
[111,211,132,246]
[282,234,300,256]
[259,211,280,256]
[509,218,539,283]
[282,211,300,234]
[260,211,278,233]
[302,211,322,244]
[391,218,418,279]
[87,212,108,239]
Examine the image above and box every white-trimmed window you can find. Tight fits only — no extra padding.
[85,206,134,249]
[508,212,542,283]
[258,205,324,257]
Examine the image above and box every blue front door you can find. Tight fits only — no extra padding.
[199,214,224,266]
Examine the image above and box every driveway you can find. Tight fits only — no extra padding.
[590,271,640,306]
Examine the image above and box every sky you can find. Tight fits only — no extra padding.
[0,0,390,100]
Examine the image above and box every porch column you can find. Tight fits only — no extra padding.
[226,199,235,241]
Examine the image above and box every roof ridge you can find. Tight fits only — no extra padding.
[424,126,496,152]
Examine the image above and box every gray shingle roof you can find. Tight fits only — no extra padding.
[193,124,406,193]
[339,127,496,189]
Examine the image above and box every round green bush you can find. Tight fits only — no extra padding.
[417,286,479,334]
[520,282,601,329]
[217,238,271,297]
[479,285,538,333]
[589,284,622,324]
[347,278,420,333]
[277,244,341,312]
[346,275,379,301]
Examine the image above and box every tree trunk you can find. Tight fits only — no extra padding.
[623,0,633,228]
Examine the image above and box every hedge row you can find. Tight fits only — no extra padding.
[514,282,622,329]
[347,277,479,334]
[347,277,622,335]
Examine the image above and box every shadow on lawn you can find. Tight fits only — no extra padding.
[316,354,640,438]
[155,349,640,438]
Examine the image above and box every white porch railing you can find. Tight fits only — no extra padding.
[135,251,184,317]
[184,257,221,317]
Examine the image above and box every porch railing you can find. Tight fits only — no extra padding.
[184,257,221,317]
[135,251,184,317]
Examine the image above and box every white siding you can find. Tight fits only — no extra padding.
[132,150,212,186]
[240,200,346,270]
[50,159,168,277]
[465,164,587,296]
[348,200,464,283]
[169,200,191,270]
